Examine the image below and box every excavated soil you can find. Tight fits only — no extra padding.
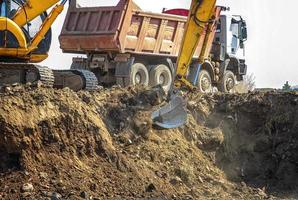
[0,84,297,200]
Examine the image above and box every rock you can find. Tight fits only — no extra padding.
[37,81,44,88]
[184,194,193,200]
[80,191,89,199]
[24,171,30,176]
[39,172,48,179]
[132,111,152,138]
[57,179,64,187]
[4,86,11,93]
[10,189,17,194]
[41,191,62,200]
[42,191,51,197]
[170,177,182,185]
[51,192,62,200]
[90,183,97,192]
[21,183,34,193]
[155,171,167,178]
[146,183,156,192]
[257,188,268,198]
[198,176,204,183]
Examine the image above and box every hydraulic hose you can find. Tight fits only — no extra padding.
[192,0,214,26]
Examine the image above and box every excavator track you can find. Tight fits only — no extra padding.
[72,69,98,91]
[0,63,98,91]
[35,66,55,87]
[0,63,54,87]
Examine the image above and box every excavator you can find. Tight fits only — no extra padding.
[0,0,97,91]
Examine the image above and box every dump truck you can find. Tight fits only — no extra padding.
[59,0,248,93]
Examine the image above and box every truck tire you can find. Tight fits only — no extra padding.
[196,69,212,93]
[131,63,149,86]
[219,70,236,93]
[149,64,173,93]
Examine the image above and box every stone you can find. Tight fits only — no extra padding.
[21,183,34,193]
[80,191,89,199]
[170,177,182,185]
[198,176,204,183]
[39,172,48,179]
[146,183,156,192]
[51,192,62,200]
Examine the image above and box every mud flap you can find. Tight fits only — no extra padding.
[151,95,187,129]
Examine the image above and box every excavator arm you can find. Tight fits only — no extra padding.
[12,0,61,27]
[152,0,219,129]
[175,0,217,90]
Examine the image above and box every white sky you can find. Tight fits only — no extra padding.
[43,0,298,88]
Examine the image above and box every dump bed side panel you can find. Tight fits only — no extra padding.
[123,11,189,57]
[59,0,128,53]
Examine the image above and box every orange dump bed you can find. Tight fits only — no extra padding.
[59,0,219,58]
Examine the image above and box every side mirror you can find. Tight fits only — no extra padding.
[240,21,247,41]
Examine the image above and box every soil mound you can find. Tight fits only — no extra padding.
[0,85,297,199]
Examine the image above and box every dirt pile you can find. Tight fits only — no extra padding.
[0,85,297,200]
[187,91,298,198]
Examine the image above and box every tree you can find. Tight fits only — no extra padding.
[282,81,291,91]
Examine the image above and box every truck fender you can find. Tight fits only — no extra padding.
[226,56,240,75]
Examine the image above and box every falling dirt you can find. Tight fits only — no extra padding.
[0,84,297,200]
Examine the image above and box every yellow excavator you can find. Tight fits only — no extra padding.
[152,0,223,128]
[0,0,97,90]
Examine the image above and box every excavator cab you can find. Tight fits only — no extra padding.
[0,0,52,58]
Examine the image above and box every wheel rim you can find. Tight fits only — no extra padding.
[159,73,166,85]
[226,77,235,91]
[200,75,211,92]
[135,72,142,84]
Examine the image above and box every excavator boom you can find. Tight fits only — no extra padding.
[12,0,61,27]
[175,0,217,89]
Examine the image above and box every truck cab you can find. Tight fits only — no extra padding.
[212,15,248,92]
[163,8,248,93]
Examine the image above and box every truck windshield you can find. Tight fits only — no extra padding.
[230,21,239,38]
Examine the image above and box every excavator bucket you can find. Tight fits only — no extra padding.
[151,95,188,129]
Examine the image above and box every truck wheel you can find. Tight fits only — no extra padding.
[196,70,212,93]
[149,64,173,93]
[131,63,149,86]
[219,70,236,93]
